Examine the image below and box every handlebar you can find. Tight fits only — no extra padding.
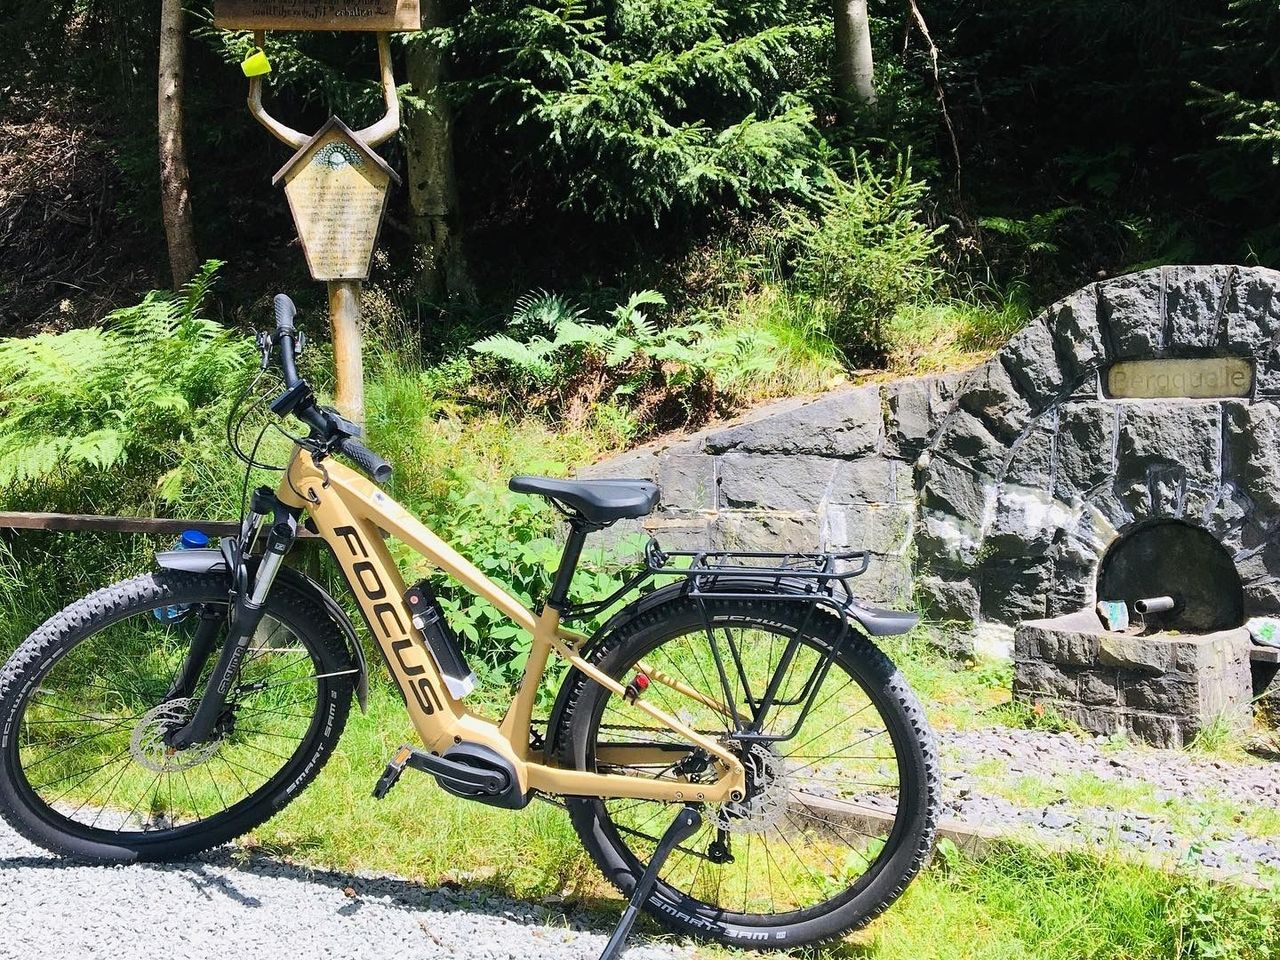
[337,437,394,484]
[264,293,393,485]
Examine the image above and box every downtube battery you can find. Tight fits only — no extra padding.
[404,581,477,700]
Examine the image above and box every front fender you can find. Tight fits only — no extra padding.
[155,547,369,712]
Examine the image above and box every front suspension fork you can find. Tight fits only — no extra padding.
[167,500,299,749]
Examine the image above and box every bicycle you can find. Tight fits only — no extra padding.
[0,295,940,954]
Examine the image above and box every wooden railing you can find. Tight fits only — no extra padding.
[0,512,316,538]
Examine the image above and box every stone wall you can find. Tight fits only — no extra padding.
[916,264,1280,627]
[579,374,964,605]
[581,264,1280,631]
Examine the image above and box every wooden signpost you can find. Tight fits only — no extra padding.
[215,2,418,422]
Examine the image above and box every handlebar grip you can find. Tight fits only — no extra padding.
[273,294,297,334]
[337,438,393,485]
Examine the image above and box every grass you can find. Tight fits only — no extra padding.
[880,625,1013,732]
[240,691,1280,960]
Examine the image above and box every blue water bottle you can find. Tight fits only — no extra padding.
[154,529,211,623]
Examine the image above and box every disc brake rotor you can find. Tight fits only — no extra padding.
[712,743,791,834]
[129,697,224,772]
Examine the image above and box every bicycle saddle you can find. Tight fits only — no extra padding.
[509,476,660,525]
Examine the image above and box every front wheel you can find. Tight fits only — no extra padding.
[0,570,354,862]
[557,594,939,949]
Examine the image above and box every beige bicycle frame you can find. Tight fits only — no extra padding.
[276,448,746,804]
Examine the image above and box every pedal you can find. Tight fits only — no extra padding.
[372,744,415,799]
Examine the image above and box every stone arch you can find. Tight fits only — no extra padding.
[916,264,1280,627]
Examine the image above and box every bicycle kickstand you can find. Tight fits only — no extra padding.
[598,805,703,960]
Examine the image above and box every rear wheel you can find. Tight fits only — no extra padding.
[558,595,938,948]
[0,570,353,862]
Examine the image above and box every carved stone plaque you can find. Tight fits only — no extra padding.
[1106,357,1254,399]
[273,119,398,281]
[214,0,421,31]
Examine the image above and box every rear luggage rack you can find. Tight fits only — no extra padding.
[561,538,894,744]
[562,538,872,624]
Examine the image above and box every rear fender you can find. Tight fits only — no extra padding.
[155,547,369,712]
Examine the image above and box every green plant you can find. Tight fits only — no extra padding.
[0,261,253,499]
[1167,875,1280,959]
[779,156,946,361]
[470,289,777,430]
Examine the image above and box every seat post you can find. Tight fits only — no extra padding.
[546,520,593,611]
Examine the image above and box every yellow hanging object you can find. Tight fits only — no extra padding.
[241,48,271,78]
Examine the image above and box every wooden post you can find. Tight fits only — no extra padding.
[221,10,410,427]
[328,280,365,423]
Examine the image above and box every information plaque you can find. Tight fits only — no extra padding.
[273,118,399,281]
[1106,357,1254,399]
[214,1,421,32]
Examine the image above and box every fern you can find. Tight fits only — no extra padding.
[0,261,254,495]
[470,287,778,430]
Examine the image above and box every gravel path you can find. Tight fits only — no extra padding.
[0,819,690,960]
[937,727,1280,878]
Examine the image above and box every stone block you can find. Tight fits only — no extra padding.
[1222,266,1280,356]
[709,512,821,553]
[1125,712,1182,749]
[1098,634,1176,674]
[717,453,835,511]
[705,386,883,457]
[914,509,984,569]
[1116,403,1221,485]
[957,360,1033,444]
[918,458,995,527]
[892,460,916,504]
[639,511,711,553]
[1013,659,1078,701]
[1164,264,1232,348]
[1047,287,1106,383]
[980,558,1050,623]
[1099,268,1165,356]
[829,457,896,505]
[1054,401,1117,501]
[856,553,913,605]
[1004,422,1054,491]
[577,446,658,481]
[1123,674,1199,714]
[984,485,1074,559]
[1001,318,1066,410]
[825,503,913,555]
[1057,703,1123,737]
[1018,611,1103,666]
[885,371,964,456]
[1224,401,1280,515]
[1078,669,1121,706]
[657,453,715,510]
[917,573,980,623]
[931,410,1007,477]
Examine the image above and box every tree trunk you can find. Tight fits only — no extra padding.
[404,3,471,302]
[158,0,198,288]
[833,0,877,114]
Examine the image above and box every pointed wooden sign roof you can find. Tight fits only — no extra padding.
[272,116,401,187]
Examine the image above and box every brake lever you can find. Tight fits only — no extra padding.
[256,330,273,371]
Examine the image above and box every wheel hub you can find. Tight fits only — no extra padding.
[712,743,790,834]
[130,698,225,772]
